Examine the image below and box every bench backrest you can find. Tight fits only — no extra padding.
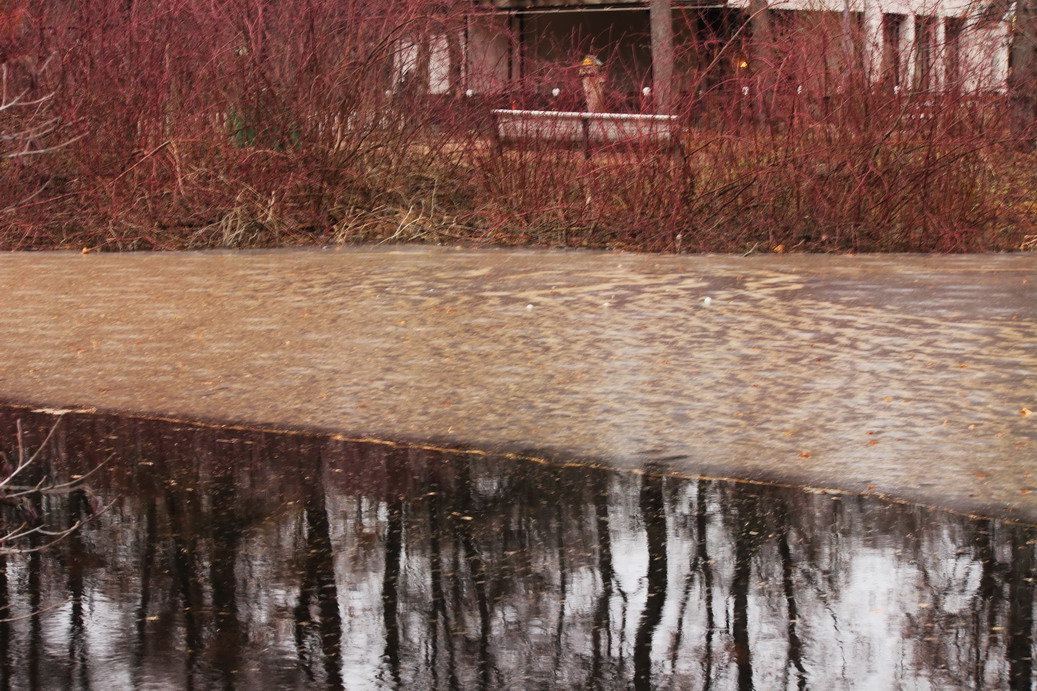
[491,109,679,146]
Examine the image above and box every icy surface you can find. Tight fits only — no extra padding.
[0,248,1033,518]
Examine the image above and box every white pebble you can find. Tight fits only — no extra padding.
[702,297,712,305]
[526,304,534,310]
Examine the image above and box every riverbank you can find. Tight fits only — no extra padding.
[6,140,1035,255]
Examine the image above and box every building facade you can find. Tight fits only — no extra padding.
[392,0,1013,112]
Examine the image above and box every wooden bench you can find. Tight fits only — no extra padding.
[491,109,681,158]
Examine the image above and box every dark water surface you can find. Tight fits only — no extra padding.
[0,409,1034,690]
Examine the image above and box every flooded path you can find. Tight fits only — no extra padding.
[0,248,1034,520]
[0,409,1033,689]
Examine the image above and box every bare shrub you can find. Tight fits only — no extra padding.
[0,417,108,553]
[0,0,1032,252]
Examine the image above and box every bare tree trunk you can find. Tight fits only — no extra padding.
[1010,0,1037,148]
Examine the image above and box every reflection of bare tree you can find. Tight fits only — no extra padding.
[634,472,667,691]
[381,453,404,688]
[0,409,1035,689]
[670,479,718,688]
[133,500,157,682]
[970,519,1000,686]
[64,489,90,689]
[553,471,568,677]
[165,485,204,685]
[698,480,717,690]
[590,470,615,690]
[776,503,808,690]
[0,544,9,690]
[26,509,42,689]
[1007,529,1035,690]
[454,456,492,690]
[294,444,343,688]
[209,453,244,690]
[730,495,757,691]
[426,466,459,690]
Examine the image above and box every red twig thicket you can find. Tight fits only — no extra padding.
[0,0,1033,252]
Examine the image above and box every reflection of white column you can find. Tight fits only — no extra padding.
[864,1,884,82]
[933,17,946,90]
[900,14,916,90]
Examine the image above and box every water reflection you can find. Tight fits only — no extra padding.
[0,409,1034,689]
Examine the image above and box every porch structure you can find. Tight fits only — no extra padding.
[391,0,1011,110]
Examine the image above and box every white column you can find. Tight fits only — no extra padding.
[863,0,884,82]
[900,14,916,90]
[992,22,1011,92]
[429,34,450,95]
[650,0,675,114]
[932,16,946,90]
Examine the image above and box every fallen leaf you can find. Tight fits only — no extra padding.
[799,452,812,458]
[1022,408,1032,416]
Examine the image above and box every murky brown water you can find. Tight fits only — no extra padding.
[0,249,1033,520]
[0,409,1034,689]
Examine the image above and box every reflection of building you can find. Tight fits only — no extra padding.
[392,0,1012,109]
